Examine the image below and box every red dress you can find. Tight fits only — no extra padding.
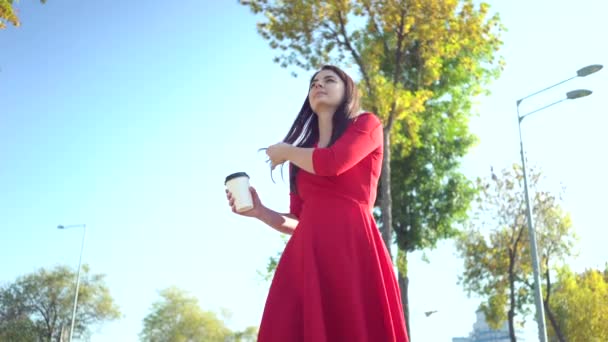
[258,113,409,342]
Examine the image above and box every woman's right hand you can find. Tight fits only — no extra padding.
[225,186,264,218]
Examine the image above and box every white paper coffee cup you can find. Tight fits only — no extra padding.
[225,172,254,213]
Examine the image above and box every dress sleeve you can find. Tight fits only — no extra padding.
[289,164,303,218]
[312,113,383,176]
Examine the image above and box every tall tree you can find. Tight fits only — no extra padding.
[547,266,608,342]
[456,165,576,342]
[0,265,121,341]
[240,0,504,334]
[140,287,258,342]
[386,33,492,329]
[0,0,47,29]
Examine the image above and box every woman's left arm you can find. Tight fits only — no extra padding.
[282,146,316,174]
[267,113,382,176]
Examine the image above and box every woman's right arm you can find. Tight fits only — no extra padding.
[256,207,299,235]
[226,187,299,235]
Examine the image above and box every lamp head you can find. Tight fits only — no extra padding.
[566,89,592,99]
[577,64,603,77]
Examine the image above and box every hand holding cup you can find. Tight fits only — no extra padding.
[225,172,263,218]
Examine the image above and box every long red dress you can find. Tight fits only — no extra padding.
[258,113,409,342]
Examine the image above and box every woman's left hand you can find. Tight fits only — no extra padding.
[266,142,291,169]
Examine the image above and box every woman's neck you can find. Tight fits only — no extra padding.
[317,114,333,148]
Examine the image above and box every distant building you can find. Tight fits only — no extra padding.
[453,310,525,342]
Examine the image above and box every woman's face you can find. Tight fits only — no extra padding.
[308,69,345,115]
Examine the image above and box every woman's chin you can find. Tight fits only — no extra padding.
[311,103,338,116]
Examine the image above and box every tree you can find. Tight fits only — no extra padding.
[534,201,576,342]
[140,287,257,342]
[547,266,608,342]
[456,165,576,342]
[240,0,504,334]
[231,326,259,342]
[0,0,47,29]
[0,317,39,342]
[386,23,493,328]
[0,265,121,341]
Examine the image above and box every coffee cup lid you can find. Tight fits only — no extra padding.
[225,172,249,184]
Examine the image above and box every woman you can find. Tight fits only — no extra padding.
[226,65,409,342]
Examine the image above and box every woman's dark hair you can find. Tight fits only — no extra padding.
[283,65,361,193]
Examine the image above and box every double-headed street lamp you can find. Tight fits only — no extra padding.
[516,64,602,342]
[57,224,87,342]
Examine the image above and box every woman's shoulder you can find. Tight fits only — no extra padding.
[351,112,382,131]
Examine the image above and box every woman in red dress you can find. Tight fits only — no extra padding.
[227,65,409,342]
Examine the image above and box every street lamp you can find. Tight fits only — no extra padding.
[58,224,87,342]
[516,64,601,342]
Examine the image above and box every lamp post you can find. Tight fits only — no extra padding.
[516,64,601,342]
[58,224,87,342]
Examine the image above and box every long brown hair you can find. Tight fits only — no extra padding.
[283,65,361,193]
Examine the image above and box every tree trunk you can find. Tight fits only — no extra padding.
[398,264,411,339]
[381,122,406,336]
[380,126,393,259]
[544,265,566,342]
[544,302,566,342]
[507,307,516,342]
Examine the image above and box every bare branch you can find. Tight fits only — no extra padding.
[393,3,408,84]
[513,220,526,251]
[387,3,409,130]
[515,274,534,290]
[335,8,378,114]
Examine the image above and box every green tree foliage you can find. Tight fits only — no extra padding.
[0,265,121,341]
[547,266,608,342]
[0,0,46,29]
[140,287,258,342]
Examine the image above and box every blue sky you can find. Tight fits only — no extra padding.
[1,0,606,341]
